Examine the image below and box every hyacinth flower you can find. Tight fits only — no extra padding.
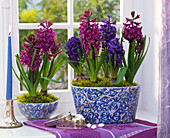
[79,9,106,82]
[36,20,55,54]
[100,16,127,84]
[37,21,64,95]
[63,36,84,77]
[100,15,117,48]
[13,21,64,98]
[122,11,150,83]
[100,15,117,78]
[106,38,124,80]
[12,34,42,97]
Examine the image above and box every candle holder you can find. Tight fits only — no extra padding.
[0,100,22,128]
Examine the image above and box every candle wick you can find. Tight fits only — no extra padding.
[9,32,11,35]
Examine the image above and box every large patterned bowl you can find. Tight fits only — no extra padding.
[72,85,140,124]
[18,100,59,120]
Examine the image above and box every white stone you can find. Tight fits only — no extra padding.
[98,123,105,127]
[86,123,91,128]
[91,125,97,129]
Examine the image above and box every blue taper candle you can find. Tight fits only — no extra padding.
[6,34,12,100]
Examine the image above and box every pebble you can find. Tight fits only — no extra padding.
[98,123,105,127]
[91,124,97,129]
[86,123,91,128]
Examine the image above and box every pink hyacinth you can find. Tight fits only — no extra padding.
[79,10,101,56]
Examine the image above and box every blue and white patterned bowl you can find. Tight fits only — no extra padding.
[72,85,140,124]
[18,100,59,120]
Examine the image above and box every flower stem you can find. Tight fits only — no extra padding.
[48,57,54,77]
[92,47,96,69]
[29,69,34,86]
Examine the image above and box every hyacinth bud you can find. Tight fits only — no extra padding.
[27,34,36,42]
[131,11,135,18]
[39,20,53,28]
[82,9,93,19]
[23,34,37,44]
[135,14,140,19]
[135,38,144,53]
[49,42,62,58]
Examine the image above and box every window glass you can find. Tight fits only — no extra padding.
[53,29,68,90]
[74,0,120,22]
[18,0,67,23]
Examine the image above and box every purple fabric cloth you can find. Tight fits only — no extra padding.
[158,0,170,137]
[24,119,157,138]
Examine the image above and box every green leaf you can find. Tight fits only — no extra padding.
[130,40,136,68]
[108,55,113,71]
[98,0,105,5]
[61,53,70,62]
[95,48,107,75]
[88,58,95,74]
[15,55,32,92]
[132,37,150,78]
[77,49,82,62]
[122,51,127,67]
[43,58,50,77]
[140,36,146,56]
[61,53,81,74]
[89,0,97,6]
[127,37,150,83]
[31,49,36,66]
[33,69,39,81]
[115,67,128,85]
[113,53,117,68]
[12,67,29,92]
[49,58,64,78]
[83,64,91,76]
[41,77,62,83]
[32,71,41,95]
[54,54,61,64]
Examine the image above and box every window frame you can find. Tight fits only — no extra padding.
[11,0,134,95]
[0,0,159,122]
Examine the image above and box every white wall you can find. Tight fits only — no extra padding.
[139,0,161,118]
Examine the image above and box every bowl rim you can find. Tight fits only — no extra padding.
[17,99,59,105]
[71,85,140,89]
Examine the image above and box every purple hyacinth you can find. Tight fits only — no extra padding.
[79,10,101,56]
[100,15,117,48]
[20,34,42,71]
[123,11,143,43]
[36,20,55,54]
[106,38,123,66]
[65,36,83,61]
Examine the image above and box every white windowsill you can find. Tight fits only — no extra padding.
[0,110,157,138]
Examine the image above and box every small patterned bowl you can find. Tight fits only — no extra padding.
[72,85,140,124]
[18,100,59,120]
